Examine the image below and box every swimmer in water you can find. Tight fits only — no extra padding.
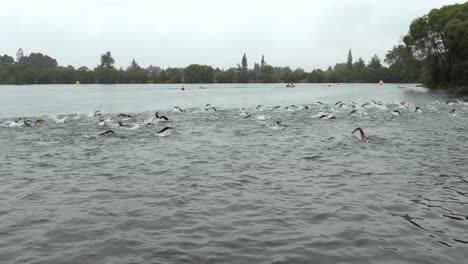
[155,112,169,121]
[272,106,281,110]
[156,127,175,137]
[319,114,336,120]
[117,121,129,127]
[99,129,115,136]
[392,110,402,116]
[157,127,174,133]
[23,119,34,127]
[352,127,368,141]
[174,106,186,113]
[118,113,134,118]
[415,107,422,113]
[275,120,287,127]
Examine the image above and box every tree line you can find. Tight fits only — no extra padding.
[0,2,466,88]
[0,49,401,85]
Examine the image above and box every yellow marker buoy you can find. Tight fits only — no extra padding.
[75,81,80,85]
[379,80,384,85]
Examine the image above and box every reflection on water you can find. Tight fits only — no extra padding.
[0,84,467,264]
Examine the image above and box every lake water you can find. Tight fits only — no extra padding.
[0,83,467,264]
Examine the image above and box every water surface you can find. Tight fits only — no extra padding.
[1,84,467,264]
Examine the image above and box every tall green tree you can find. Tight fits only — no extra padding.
[99,51,115,69]
[347,49,353,70]
[20,53,58,68]
[0,54,14,64]
[404,2,468,86]
[184,64,215,83]
[241,53,248,70]
[385,45,420,82]
[16,48,23,63]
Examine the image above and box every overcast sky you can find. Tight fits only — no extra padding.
[0,0,464,70]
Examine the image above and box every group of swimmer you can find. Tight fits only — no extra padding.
[96,110,175,137]
[6,98,465,142]
[8,116,45,127]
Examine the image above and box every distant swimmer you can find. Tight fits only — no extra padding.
[335,101,343,106]
[319,114,336,120]
[36,117,45,123]
[275,120,287,127]
[211,107,217,112]
[99,117,111,126]
[94,110,102,117]
[239,107,247,115]
[244,115,252,119]
[415,107,422,113]
[362,102,370,107]
[256,105,263,111]
[118,113,134,118]
[99,129,115,136]
[392,110,402,116]
[173,106,186,113]
[117,121,129,127]
[23,119,34,127]
[156,127,174,137]
[155,112,169,121]
[348,109,357,115]
[339,103,345,108]
[450,109,456,114]
[352,127,368,141]
[317,102,324,106]
[272,106,281,110]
